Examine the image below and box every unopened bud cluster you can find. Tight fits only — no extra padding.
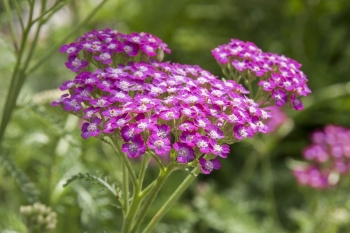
[20,202,57,232]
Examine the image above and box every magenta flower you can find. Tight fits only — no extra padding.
[179,131,196,148]
[264,106,287,133]
[199,158,221,174]
[54,29,277,177]
[102,106,120,119]
[103,119,118,134]
[81,117,102,139]
[292,125,350,189]
[122,134,146,158]
[173,142,195,164]
[83,107,100,119]
[194,135,211,154]
[65,56,88,72]
[209,140,230,158]
[111,114,132,129]
[271,89,287,107]
[159,108,181,121]
[232,60,249,72]
[147,135,171,155]
[94,52,113,64]
[291,94,304,110]
[292,166,330,189]
[123,41,139,56]
[75,85,94,100]
[60,80,76,91]
[90,97,111,108]
[51,94,69,106]
[212,38,311,110]
[234,124,252,140]
[178,121,197,132]
[121,124,137,142]
[141,44,157,56]
[62,96,82,112]
[206,125,224,140]
[150,124,171,139]
[59,43,79,55]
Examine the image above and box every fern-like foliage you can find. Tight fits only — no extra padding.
[0,148,40,204]
[63,173,121,199]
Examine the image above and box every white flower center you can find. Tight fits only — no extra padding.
[87,123,97,132]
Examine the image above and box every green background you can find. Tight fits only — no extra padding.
[0,0,350,232]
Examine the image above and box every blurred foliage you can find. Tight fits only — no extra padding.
[0,0,350,232]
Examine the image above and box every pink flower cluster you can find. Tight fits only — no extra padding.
[293,125,350,189]
[264,106,288,133]
[53,29,272,174]
[59,28,170,72]
[212,39,311,110]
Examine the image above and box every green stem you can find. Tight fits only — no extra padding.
[13,0,24,31]
[27,0,110,75]
[139,180,156,198]
[139,152,151,189]
[246,79,254,99]
[142,167,199,233]
[123,186,142,233]
[0,0,35,143]
[130,165,176,233]
[122,162,129,214]
[4,0,18,51]
[31,0,66,24]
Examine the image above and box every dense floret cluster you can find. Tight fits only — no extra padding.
[292,125,350,189]
[53,29,273,174]
[212,39,311,110]
[59,28,170,72]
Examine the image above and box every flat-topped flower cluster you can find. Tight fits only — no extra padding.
[293,125,350,189]
[212,39,311,110]
[59,28,170,72]
[52,29,273,174]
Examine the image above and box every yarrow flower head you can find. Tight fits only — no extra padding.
[59,28,171,73]
[212,39,311,110]
[292,125,350,189]
[53,28,279,175]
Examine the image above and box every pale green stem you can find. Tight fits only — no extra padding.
[31,0,66,24]
[4,0,18,50]
[130,165,177,233]
[0,0,35,143]
[245,78,254,99]
[13,0,24,31]
[0,0,52,145]
[27,0,110,75]
[122,162,129,214]
[122,185,142,233]
[139,180,156,198]
[139,152,151,189]
[142,167,199,233]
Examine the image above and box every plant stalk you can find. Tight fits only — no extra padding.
[142,167,199,233]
